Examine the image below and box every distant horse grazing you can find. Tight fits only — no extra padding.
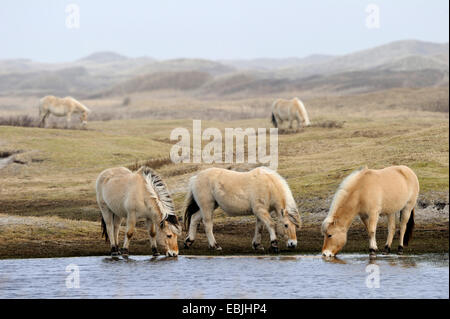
[322,165,419,258]
[183,167,302,253]
[96,166,182,259]
[38,95,91,128]
[271,98,311,132]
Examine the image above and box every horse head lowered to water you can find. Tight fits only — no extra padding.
[322,165,419,258]
[183,166,301,253]
[96,166,182,258]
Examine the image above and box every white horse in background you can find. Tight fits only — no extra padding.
[271,98,311,132]
[38,95,91,128]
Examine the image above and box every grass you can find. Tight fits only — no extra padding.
[0,87,448,258]
[0,115,38,127]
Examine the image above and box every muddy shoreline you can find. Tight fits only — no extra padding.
[0,220,447,259]
[0,197,447,259]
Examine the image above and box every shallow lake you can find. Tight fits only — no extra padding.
[0,253,447,298]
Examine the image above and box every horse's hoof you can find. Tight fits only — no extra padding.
[110,246,120,259]
[252,243,265,251]
[119,248,129,259]
[269,240,279,254]
[151,248,160,256]
[111,252,120,260]
[382,246,391,255]
[398,245,404,255]
[184,238,194,249]
[369,248,377,258]
[209,243,222,251]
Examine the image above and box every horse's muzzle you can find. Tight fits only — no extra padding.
[287,239,297,248]
[322,250,334,258]
[166,250,178,257]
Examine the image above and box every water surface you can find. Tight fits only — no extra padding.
[0,254,447,298]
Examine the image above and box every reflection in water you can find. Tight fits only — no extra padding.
[366,255,418,268]
[0,253,447,299]
[278,256,300,261]
[322,256,347,264]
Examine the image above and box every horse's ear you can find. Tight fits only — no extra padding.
[281,209,285,216]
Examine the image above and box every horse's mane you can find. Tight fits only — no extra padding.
[66,96,91,113]
[322,167,367,233]
[258,167,300,225]
[139,166,176,221]
[294,98,310,125]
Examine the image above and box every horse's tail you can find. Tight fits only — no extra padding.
[183,182,199,231]
[38,97,47,126]
[101,216,109,242]
[271,112,278,128]
[295,98,311,126]
[404,208,415,246]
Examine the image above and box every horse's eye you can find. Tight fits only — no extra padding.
[284,224,289,228]
[328,234,332,238]
[167,234,172,238]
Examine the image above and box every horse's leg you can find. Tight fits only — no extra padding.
[66,112,72,128]
[276,114,286,134]
[121,211,136,258]
[398,206,413,255]
[360,214,369,230]
[254,208,278,253]
[201,205,221,250]
[252,217,265,251]
[40,112,49,128]
[113,216,122,251]
[39,111,46,127]
[185,211,202,248]
[383,213,396,254]
[145,218,159,256]
[99,203,119,258]
[367,212,380,257]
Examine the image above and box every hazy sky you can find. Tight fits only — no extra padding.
[0,0,448,62]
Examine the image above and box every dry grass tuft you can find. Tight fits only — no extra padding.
[127,157,173,171]
[422,99,449,113]
[88,112,121,122]
[311,120,345,128]
[351,130,384,138]
[0,115,39,127]
[0,115,90,130]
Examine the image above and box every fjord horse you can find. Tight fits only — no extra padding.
[271,98,311,132]
[38,95,91,128]
[183,167,302,253]
[96,166,182,258]
[322,165,419,258]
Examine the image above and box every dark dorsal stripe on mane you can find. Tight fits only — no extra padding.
[139,166,176,220]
